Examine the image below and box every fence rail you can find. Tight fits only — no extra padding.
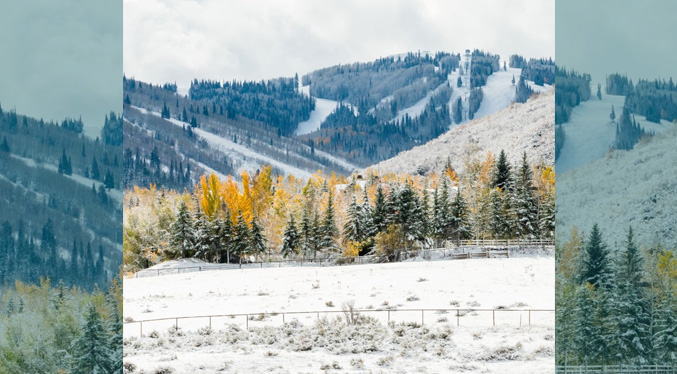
[133,241,554,278]
[123,308,554,337]
[556,365,677,374]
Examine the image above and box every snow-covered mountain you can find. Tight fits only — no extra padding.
[556,124,677,247]
[368,89,554,175]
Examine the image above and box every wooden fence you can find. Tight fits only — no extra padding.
[123,308,554,337]
[133,240,553,278]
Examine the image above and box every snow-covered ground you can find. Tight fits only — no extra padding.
[556,124,677,247]
[370,89,554,175]
[555,89,671,175]
[123,256,554,373]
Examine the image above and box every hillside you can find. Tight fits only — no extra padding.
[0,107,122,289]
[124,52,554,188]
[368,89,554,175]
[555,89,670,175]
[556,124,677,247]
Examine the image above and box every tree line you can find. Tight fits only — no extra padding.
[556,225,677,367]
[123,151,554,273]
[0,279,122,373]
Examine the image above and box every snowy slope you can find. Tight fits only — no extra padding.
[124,256,554,373]
[556,89,671,175]
[295,97,339,135]
[557,125,677,247]
[369,89,555,175]
[131,105,313,178]
[295,84,358,136]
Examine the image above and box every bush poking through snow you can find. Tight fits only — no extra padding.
[342,300,360,325]
[478,342,523,361]
[123,362,136,373]
[350,358,365,369]
[377,355,394,366]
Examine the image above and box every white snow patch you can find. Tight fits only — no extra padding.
[556,89,671,174]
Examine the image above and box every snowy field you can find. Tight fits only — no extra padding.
[555,89,671,175]
[123,256,554,373]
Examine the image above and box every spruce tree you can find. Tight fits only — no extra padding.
[343,195,364,244]
[573,284,596,366]
[492,150,512,191]
[169,201,195,258]
[232,211,250,265]
[580,224,610,288]
[513,153,538,238]
[450,189,470,243]
[614,227,651,365]
[371,185,388,234]
[192,208,210,260]
[70,304,113,374]
[248,217,266,260]
[319,190,338,253]
[610,104,616,122]
[217,211,233,263]
[281,215,299,258]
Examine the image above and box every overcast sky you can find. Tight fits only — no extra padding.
[124,0,554,91]
[557,0,677,85]
[0,1,122,138]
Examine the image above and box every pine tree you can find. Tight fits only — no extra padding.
[248,217,266,260]
[91,157,100,180]
[614,227,651,365]
[513,153,538,238]
[360,188,375,239]
[580,224,610,288]
[70,304,113,374]
[343,195,364,244]
[108,298,123,374]
[450,189,470,243]
[281,215,300,258]
[161,101,170,119]
[104,170,115,190]
[169,201,195,258]
[217,211,233,263]
[371,185,388,234]
[0,136,9,153]
[610,104,616,122]
[573,284,596,366]
[232,211,250,265]
[492,150,513,191]
[597,83,602,100]
[192,208,211,260]
[653,288,677,364]
[319,190,338,253]
[489,188,504,239]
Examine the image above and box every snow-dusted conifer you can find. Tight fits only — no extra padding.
[70,304,113,374]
